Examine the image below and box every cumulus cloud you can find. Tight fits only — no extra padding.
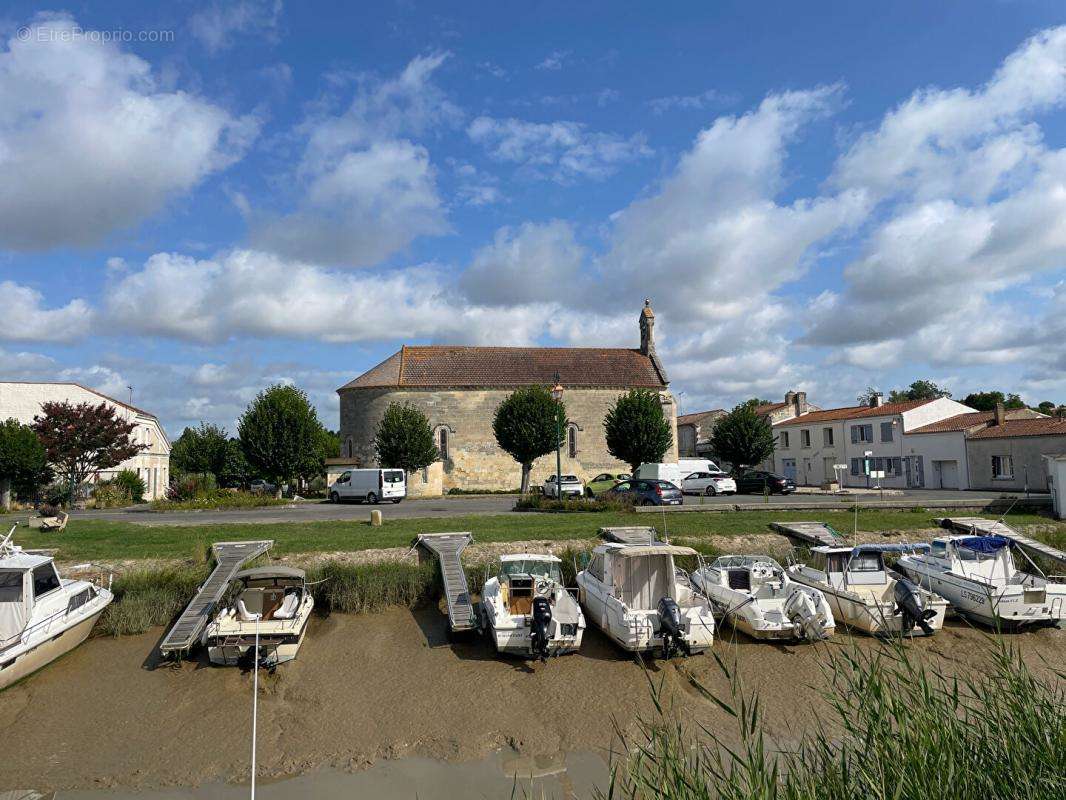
[467,116,651,182]
[0,281,94,342]
[536,50,570,71]
[0,15,258,250]
[189,0,284,54]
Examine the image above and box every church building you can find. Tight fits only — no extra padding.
[333,302,677,495]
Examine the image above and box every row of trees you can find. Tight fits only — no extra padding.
[859,380,1064,416]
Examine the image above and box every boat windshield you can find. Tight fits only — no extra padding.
[501,559,562,582]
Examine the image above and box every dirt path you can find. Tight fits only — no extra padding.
[0,605,1062,792]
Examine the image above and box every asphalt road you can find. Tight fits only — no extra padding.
[2,488,1046,527]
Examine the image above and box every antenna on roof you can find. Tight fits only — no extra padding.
[127,386,134,406]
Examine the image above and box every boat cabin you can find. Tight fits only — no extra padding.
[230,566,306,623]
[805,544,929,591]
[928,536,1017,584]
[497,554,563,616]
[702,555,785,594]
[586,543,698,609]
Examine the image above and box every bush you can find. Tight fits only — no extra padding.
[167,473,218,501]
[114,469,147,503]
[42,481,72,507]
[150,490,289,511]
[90,480,128,509]
[447,487,522,495]
[514,493,635,513]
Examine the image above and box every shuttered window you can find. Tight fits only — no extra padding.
[880,421,894,442]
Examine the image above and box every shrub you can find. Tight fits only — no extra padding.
[447,487,522,495]
[90,480,128,509]
[42,481,72,507]
[514,493,635,513]
[114,469,147,503]
[150,491,289,511]
[167,473,218,501]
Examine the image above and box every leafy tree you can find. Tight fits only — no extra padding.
[32,401,145,504]
[374,404,439,477]
[219,438,253,488]
[170,422,229,479]
[1037,401,1057,415]
[962,391,1026,412]
[856,386,880,405]
[0,419,49,509]
[114,468,147,503]
[493,386,566,493]
[604,389,673,473]
[888,380,952,403]
[708,401,776,474]
[238,384,325,498]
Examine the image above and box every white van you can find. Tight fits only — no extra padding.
[329,468,406,504]
[678,457,723,476]
[633,462,685,488]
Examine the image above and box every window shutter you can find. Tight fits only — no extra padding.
[851,426,858,444]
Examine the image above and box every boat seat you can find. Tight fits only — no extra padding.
[273,591,301,620]
[727,569,751,591]
[236,598,259,622]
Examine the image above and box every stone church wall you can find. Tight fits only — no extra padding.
[339,386,678,492]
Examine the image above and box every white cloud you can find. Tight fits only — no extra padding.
[0,281,94,342]
[0,15,258,250]
[536,50,570,71]
[647,89,731,115]
[189,0,284,54]
[467,116,651,182]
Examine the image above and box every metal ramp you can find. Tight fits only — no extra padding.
[769,521,847,547]
[414,532,475,633]
[159,540,274,656]
[936,517,1066,569]
[599,526,658,545]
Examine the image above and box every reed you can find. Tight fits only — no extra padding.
[307,559,440,615]
[603,638,1066,800]
[97,565,208,637]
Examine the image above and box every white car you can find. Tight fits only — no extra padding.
[681,471,736,496]
[544,474,584,498]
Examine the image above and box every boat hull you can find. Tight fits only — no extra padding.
[0,606,106,691]
[489,624,584,657]
[724,612,834,641]
[790,575,946,637]
[206,614,311,666]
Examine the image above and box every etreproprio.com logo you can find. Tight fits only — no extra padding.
[16,25,175,44]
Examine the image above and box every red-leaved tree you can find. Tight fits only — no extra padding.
[32,401,146,500]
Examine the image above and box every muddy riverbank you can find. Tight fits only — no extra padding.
[1,604,1062,793]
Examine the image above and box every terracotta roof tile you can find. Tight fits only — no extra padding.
[339,346,667,390]
[968,417,1066,439]
[753,402,787,415]
[774,399,941,427]
[908,409,1042,434]
[677,409,724,426]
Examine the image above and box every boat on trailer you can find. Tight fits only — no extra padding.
[896,535,1065,629]
[577,543,715,657]
[787,544,947,636]
[201,566,314,667]
[1,525,113,690]
[692,555,835,641]
[479,554,585,659]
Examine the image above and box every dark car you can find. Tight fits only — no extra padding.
[735,470,796,495]
[604,478,683,506]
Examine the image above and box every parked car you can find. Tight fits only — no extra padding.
[544,474,585,498]
[678,457,724,476]
[329,468,406,504]
[585,472,630,497]
[735,470,796,495]
[604,479,683,506]
[681,471,737,496]
[249,479,276,495]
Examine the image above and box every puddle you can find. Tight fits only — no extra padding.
[7,749,609,799]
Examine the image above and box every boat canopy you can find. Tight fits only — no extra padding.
[853,543,932,555]
[957,536,1011,554]
[234,566,306,582]
[614,545,699,558]
[500,553,561,563]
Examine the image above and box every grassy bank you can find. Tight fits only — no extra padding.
[7,508,1061,563]
[608,640,1066,800]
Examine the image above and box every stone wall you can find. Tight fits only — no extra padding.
[339,386,678,492]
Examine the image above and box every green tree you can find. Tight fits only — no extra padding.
[888,380,952,403]
[962,391,1027,412]
[708,401,776,474]
[238,384,325,498]
[219,438,253,488]
[604,389,673,473]
[170,422,229,479]
[493,386,566,493]
[856,386,880,405]
[374,404,439,479]
[0,419,49,510]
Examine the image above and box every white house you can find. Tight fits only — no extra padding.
[0,382,171,500]
[1045,454,1066,519]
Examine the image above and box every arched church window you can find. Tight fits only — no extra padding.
[344,437,354,458]
[567,424,577,459]
[437,427,449,461]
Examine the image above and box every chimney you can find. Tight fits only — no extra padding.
[870,392,884,408]
[784,390,796,406]
[795,391,808,415]
[639,299,656,356]
[994,401,1005,426]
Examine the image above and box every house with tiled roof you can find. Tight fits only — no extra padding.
[960,409,1066,492]
[772,393,975,488]
[334,302,678,494]
[678,391,816,461]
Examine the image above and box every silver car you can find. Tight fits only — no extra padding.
[681,471,737,496]
[544,474,584,498]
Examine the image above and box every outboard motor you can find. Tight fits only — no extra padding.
[893,579,936,635]
[784,589,830,641]
[529,596,553,661]
[656,596,690,658]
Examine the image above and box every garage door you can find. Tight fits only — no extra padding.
[938,460,959,490]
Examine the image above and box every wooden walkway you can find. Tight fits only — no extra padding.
[414,532,475,633]
[598,526,658,545]
[935,517,1066,568]
[159,540,274,657]
[769,521,847,547]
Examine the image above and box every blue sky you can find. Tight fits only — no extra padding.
[2,1,1066,436]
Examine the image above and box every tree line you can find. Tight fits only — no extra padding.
[858,379,1064,416]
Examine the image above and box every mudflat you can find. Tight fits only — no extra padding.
[1,607,1062,792]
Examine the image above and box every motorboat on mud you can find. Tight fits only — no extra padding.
[577,543,715,657]
[787,544,947,636]
[479,554,585,659]
[201,566,314,667]
[691,555,835,641]
[896,535,1065,629]
[0,525,113,690]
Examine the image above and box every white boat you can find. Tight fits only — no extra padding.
[201,566,314,667]
[0,525,113,691]
[897,534,1066,629]
[691,555,835,641]
[577,543,715,656]
[478,554,585,659]
[787,544,947,636]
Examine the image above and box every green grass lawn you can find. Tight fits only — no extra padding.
[7,508,1061,562]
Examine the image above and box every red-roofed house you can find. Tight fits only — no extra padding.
[962,410,1066,492]
[335,302,677,494]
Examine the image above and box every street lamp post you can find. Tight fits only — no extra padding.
[551,374,564,501]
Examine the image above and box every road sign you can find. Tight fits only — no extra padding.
[870,470,886,479]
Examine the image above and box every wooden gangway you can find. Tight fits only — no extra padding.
[769,521,847,547]
[159,540,274,657]
[414,532,475,633]
[599,526,658,545]
[935,517,1066,569]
